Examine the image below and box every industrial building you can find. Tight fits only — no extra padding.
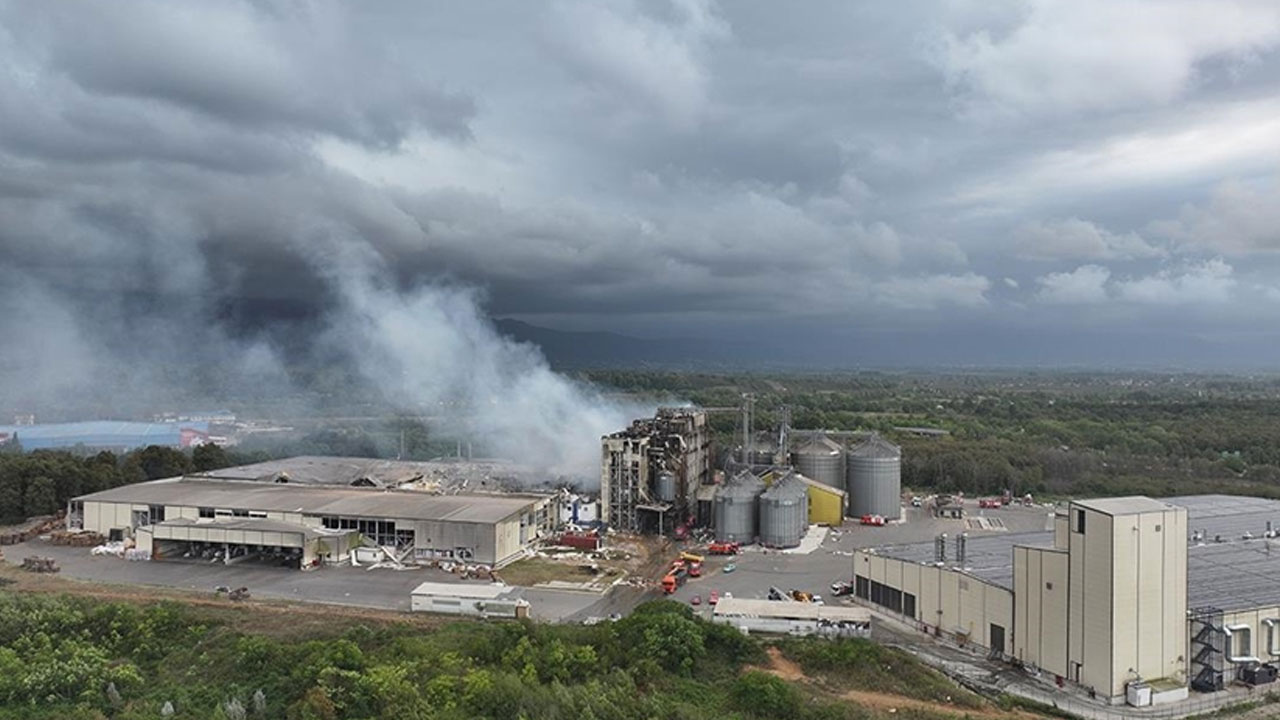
[68,456,555,569]
[410,581,529,618]
[0,420,212,451]
[852,494,1280,706]
[712,597,871,638]
[600,408,712,533]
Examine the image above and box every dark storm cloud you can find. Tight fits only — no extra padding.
[3,0,1280,408]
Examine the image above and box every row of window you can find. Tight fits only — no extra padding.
[197,507,266,519]
[854,574,917,619]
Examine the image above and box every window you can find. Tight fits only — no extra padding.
[1235,628,1252,659]
[248,511,268,519]
[1155,524,1161,532]
[231,509,249,517]
[1046,582,1054,591]
[1074,509,1086,534]
[198,507,215,519]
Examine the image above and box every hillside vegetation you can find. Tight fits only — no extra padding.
[0,593,1034,720]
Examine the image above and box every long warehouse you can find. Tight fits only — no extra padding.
[853,494,1280,706]
[69,457,554,569]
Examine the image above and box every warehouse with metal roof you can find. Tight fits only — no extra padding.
[69,458,555,569]
[852,494,1280,707]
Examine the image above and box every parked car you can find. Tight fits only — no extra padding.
[709,590,720,605]
[723,563,737,573]
[690,594,702,606]
[831,581,854,596]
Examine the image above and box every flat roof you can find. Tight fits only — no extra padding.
[151,517,324,539]
[192,455,541,491]
[866,494,1280,613]
[713,597,871,622]
[1072,496,1175,516]
[76,479,540,525]
[410,581,519,599]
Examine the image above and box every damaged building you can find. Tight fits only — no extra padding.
[600,408,712,534]
[68,456,556,569]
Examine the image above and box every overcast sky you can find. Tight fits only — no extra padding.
[4,0,1280,376]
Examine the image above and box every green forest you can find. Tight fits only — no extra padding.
[7,370,1280,524]
[0,594,1012,720]
[585,370,1280,500]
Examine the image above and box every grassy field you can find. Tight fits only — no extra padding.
[496,556,624,587]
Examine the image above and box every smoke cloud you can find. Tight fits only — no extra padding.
[320,243,645,476]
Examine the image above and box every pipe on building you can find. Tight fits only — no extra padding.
[1224,624,1262,664]
[1263,618,1280,657]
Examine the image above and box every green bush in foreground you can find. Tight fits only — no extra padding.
[0,592,1004,720]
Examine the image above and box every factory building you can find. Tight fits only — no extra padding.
[69,457,554,569]
[600,408,712,533]
[0,420,212,451]
[853,495,1280,706]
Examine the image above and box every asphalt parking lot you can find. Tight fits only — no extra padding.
[3,501,1052,624]
[3,539,604,622]
[664,502,1054,615]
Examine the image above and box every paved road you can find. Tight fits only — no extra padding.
[3,503,1049,624]
[4,539,601,622]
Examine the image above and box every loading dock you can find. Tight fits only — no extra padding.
[136,518,359,570]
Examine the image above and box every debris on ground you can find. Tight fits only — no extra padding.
[21,556,60,573]
[49,530,106,547]
[91,542,128,557]
[0,515,63,545]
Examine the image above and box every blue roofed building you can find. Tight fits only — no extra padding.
[0,420,211,451]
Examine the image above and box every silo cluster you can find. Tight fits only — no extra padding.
[847,434,902,520]
[790,435,845,493]
[714,471,766,543]
[759,473,809,548]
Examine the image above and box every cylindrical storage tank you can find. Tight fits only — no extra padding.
[714,473,765,543]
[655,471,677,503]
[846,434,902,520]
[749,435,777,466]
[759,475,809,548]
[791,435,845,493]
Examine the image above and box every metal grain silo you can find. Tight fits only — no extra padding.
[759,474,809,548]
[846,434,901,520]
[714,472,764,543]
[655,471,677,503]
[791,435,845,493]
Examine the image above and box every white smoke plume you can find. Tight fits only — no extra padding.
[318,244,647,478]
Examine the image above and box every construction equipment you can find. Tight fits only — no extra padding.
[789,589,813,602]
[688,561,703,577]
[661,566,689,594]
[708,541,740,555]
[680,551,705,564]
